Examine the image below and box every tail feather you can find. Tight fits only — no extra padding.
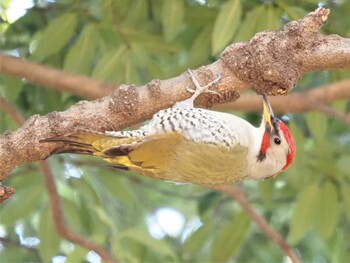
[40,130,142,157]
[41,136,97,155]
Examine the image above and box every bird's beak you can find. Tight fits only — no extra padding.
[262,95,274,131]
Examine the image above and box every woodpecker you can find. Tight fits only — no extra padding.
[43,70,296,186]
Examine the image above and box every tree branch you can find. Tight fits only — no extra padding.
[0,55,115,99]
[312,102,350,125]
[1,7,350,185]
[214,186,301,263]
[40,161,118,263]
[1,54,348,115]
[0,98,118,261]
[0,237,41,261]
[215,79,350,113]
[0,96,26,125]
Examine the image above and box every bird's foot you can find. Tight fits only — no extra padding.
[175,69,222,108]
[187,69,222,100]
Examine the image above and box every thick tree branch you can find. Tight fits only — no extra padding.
[215,79,350,113]
[1,54,348,115]
[214,186,301,263]
[1,7,350,184]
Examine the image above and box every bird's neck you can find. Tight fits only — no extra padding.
[247,123,266,161]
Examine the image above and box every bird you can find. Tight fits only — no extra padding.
[42,69,296,186]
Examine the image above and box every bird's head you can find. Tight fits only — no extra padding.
[257,95,296,176]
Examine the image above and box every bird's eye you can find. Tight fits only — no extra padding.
[274,137,281,145]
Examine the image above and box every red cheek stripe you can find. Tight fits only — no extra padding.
[260,132,270,154]
[280,122,296,171]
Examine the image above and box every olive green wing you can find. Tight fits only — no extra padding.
[103,132,248,185]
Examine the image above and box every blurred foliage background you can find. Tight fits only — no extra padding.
[1,0,350,262]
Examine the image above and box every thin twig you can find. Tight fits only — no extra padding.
[313,102,350,125]
[39,161,118,262]
[0,97,118,262]
[213,186,301,263]
[0,96,26,124]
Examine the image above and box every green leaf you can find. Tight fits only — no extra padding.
[253,5,281,33]
[61,197,84,233]
[69,176,101,206]
[129,43,152,68]
[183,220,214,256]
[234,5,265,42]
[189,25,212,67]
[33,88,63,113]
[161,0,185,42]
[38,205,61,261]
[32,13,77,61]
[307,112,328,141]
[93,205,117,232]
[117,228,176,259]
[123,51,141,84]
[288,183,319,244]
[124,0,148,26]
[197,191,221,216]
[1,76,23,102]
[130,43,162,79]
[259,179,274,203]
[0,247,39,262]
[210,212,250,261]
[92,45,127,82]
[110,234,142,263]
[212,0,241,55]
[0,103,22,132]
[97,171,137,205]
[315,182,339,239]
[337,155,350,177]
[275,0,307,20]
[266,5,281,30]
[313,141,338,177]
[184,5,217,26]
[63,24,98,74]
[0,186,44,226]
[341,185,350,224]
[66,246,89,262]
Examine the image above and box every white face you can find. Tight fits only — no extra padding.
[247,123,291,180]
[263,128,290,176]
